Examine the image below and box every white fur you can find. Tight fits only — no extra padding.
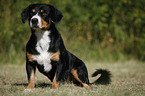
[30,13,42,28]
[32,30,52,72]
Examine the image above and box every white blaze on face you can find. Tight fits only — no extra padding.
[30,13,42,28]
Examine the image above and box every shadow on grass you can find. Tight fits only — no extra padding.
[12,82,51,88]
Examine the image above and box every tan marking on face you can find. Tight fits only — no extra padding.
[51,51,60,61]
[41,10,44,13]
[32,9,35,13]
[26,69,35,89]
[71,69,89,88]
[27,52,35,62]
[41,18,51,30]
[52,73,60,89]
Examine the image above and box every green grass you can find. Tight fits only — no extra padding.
[0,60,145,96]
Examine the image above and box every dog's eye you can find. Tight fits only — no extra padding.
[41,10,47,16]
[30,9,36,15]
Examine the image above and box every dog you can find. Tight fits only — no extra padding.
[21,3,111,89]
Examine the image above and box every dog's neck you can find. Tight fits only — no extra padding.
[30,28,49,39]
[34,29,50,41]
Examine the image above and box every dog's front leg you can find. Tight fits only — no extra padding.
[26,61,36,89]
[52,63,63,89]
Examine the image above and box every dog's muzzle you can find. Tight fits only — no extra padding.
[30,13,42,29]
[31,18,39,28]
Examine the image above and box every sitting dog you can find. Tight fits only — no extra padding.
[21,3,111,89]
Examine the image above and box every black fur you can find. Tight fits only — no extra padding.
[21,3,111,88]
[92,69,111,84]
[21,4,63,24]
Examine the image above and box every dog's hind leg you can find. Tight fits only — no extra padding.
[71,69,89,88]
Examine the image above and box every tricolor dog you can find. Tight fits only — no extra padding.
[21,3,111,89]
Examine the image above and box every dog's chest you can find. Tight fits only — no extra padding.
[35,31,50,53]
[33,30,52,72]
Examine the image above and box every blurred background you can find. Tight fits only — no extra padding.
[0,0,145,64]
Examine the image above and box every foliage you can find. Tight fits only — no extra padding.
[50,0,145,60]
[0,0,145,63]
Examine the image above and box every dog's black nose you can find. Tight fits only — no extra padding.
[32,18,38,24]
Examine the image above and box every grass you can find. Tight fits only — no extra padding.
[0,60,145,96]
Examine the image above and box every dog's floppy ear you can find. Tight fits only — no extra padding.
[21,7,29,23]
[21,4,33,23]
[48,5,63,24]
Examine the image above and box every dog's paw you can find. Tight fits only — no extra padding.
[23,88,33,93]
[83,83,89,88]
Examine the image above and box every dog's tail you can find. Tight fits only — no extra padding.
[90,69,111,85]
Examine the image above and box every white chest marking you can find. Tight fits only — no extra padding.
[32,30,52,72]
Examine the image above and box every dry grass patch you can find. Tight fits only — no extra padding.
[0,60,145,96]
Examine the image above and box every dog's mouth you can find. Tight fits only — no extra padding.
[31,25,39,28]
[31,25,40,30]
[31,23,46,30]
[41,27,46,30]
[31,26,46,31]
[30,18,51,31]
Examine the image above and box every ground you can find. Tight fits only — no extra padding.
[0,60,145,96]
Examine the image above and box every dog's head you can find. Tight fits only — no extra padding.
[21,4,63,30]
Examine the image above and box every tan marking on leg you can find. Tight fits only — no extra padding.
[52,73,60,89]
[27,52,35,62]
[51,51,60,61]
[41,18,51,30]
[26,69,35,89]
[71,69,89,88]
